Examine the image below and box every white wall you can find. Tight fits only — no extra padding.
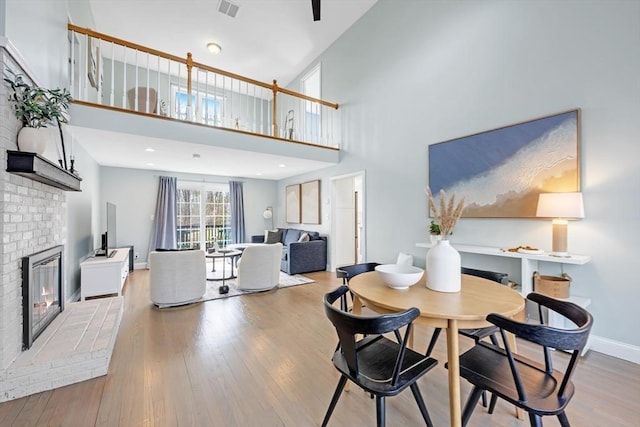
[280,0,640,349]
[100,167,277,264]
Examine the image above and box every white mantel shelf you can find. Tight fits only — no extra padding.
[416,242,591,297]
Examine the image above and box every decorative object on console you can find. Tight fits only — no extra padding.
[428,109,580,218]
[536,192,584,257]
[4,70,72,166]
[426,188,465,292]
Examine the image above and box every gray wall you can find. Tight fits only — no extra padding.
[278,0,640,350]
[100,166,277,265]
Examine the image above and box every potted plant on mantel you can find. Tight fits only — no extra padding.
[4,70,72,166]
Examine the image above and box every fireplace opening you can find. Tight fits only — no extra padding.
[22,245,64,350]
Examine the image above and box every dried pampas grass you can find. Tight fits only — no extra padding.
[426,188,465,238]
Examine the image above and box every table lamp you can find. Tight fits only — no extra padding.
[536,192,584,257]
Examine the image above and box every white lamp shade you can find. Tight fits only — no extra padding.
[536,192,584,219]
[263,209,273,219]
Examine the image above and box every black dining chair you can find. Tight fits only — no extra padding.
[335,262,380,311]
[424,267,509,408]
[322,285,438,427]
[453,292,593,427]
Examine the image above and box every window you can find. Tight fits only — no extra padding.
[173,86,225,126]
[301,64,321,142]
[176,182,231,250]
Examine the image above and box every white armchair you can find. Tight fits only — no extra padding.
[149,249,206,307]
[236,243,282,291]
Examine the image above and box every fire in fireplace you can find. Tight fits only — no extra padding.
[22,245,64,350]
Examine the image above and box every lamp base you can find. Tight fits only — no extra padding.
[551,220,568,255]
[549,251,571,258]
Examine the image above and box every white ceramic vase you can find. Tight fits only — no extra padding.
[17,127,50,155]
[426,239,461,292]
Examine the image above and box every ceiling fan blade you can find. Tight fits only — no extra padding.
[312,0,320,21]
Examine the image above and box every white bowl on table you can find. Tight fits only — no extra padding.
[375,264,424,290]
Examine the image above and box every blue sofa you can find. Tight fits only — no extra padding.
[251,228,327,275]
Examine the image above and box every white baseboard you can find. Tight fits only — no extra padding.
[134,262,148,270]
[589,335,640,364]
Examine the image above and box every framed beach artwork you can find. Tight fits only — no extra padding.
[301,180,321,224]
[428,109,580,218]
[286,184,301,223]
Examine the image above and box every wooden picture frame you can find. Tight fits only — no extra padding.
[285,184,301,223]
[428,109,580,218]
[301,180,321,224]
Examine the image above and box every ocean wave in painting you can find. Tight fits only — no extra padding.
[447,115,577,208]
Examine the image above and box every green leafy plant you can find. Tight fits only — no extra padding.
[4,70,72,129]
[429,220,441,235]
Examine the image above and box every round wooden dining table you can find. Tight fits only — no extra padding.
[349,271,525,427]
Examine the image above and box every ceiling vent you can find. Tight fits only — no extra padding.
[218,0,240,18]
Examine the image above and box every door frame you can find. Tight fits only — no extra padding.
[330,171,366,272]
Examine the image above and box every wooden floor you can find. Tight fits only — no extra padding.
[1,270,638,426]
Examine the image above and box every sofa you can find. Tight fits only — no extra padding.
[252,228,327,275]
[149,249,206,307]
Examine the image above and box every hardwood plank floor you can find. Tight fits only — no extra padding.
[1,269,638,426]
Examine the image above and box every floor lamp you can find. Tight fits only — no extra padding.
[263,207,273,230]
[536,192,584,257]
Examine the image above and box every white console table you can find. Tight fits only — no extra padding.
[416,242,592,341]
[80,248,130,300]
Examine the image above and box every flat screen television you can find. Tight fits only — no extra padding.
[106,202,117,257]
[97,202,117,257]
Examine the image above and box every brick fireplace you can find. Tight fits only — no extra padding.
[1,40,123,404]
[0,66,68,373]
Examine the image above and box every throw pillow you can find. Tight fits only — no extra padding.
[297,232,310,242]
[265,229,283,244]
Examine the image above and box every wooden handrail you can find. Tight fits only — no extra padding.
[68,24,339,110]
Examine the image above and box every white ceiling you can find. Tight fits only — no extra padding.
[80,0,377,179]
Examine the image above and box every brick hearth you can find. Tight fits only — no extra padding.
[0,296,123,402]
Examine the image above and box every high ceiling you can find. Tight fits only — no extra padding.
[89,0,377,89]
[80,0,377,179]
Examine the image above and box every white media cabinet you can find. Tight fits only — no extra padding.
[80,248,130,300]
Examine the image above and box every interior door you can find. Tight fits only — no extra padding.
[333,176,356,268]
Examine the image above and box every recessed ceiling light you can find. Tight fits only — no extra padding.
[192,153,201,159]
[255,172,263,176]
[145,148,155,152]
[207,42,222,54]
[278,164,286,168]
[146,162,154,166]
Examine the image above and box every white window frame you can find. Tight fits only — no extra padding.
[300,63,321,143]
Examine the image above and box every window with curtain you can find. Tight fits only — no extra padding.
[176,182,231,250]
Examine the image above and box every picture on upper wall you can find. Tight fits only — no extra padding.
[428,109,580,218]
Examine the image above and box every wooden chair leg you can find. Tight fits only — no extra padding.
[425,328,441,356]
[528,412,543,427]
[488,393,498,414]
[557,412,570,427]
[376,395,386,427]
[461,386,483,427]
[322,375,348,427]
[409,383,434,427]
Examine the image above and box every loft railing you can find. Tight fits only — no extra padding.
[67,24,340,148]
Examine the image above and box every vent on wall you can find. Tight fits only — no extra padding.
[218,0,240,18]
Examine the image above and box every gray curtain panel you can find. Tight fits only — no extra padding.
[148,176,178,260]
[229,181,246,244]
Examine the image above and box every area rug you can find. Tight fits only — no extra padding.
[202,271,315,302]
